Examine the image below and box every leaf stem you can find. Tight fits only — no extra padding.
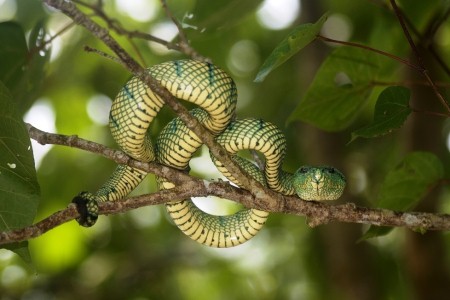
[411,108,450,118]
[316,35,421,71]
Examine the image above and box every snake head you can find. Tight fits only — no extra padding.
[72,191,99,227]
[293,166,346,201]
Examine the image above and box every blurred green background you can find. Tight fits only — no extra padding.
[1,0,450,299]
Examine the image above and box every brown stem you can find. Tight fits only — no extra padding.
[389,0,450,114]
[371,80,450,88]
[316,35,421,71]
[2,156,450,245]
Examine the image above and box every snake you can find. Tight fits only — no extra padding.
[72,59,346,248]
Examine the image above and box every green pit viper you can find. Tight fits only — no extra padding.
[72,59,346,248]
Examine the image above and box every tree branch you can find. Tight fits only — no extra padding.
[43,0,281,211]
[3,127,450,245]
[317,35,421,71]
[11,0,445,248]
[2,124,450,245]
[389,0,450,114]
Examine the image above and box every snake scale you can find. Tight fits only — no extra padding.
[73,59,346,248]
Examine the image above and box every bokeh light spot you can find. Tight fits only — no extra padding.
[0,0,17,22]
[87,94,112,126]
[115,0,159,22]
[321,13,353,42]
[256,0,301,30]
[148,21,179,55]
[23,99,56,168]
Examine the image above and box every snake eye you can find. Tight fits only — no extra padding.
[298,167,308,174]
[327,168,335,174]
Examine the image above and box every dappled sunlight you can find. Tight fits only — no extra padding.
[128,205,162,228]
[321,13,353,42]
[87,94,112,126]
[115,0,159,22]
[256,0,300,30]
[23,99,56,168]
[29,220,87,273]
[0,0,16,22]
[148,21,178,55]
[227,40,261,77]
[189,146,238,215]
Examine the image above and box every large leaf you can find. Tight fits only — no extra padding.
[0,22,28,90]
[0,21,50,115]
[0,81,40,261]
[254,13,328,82]
[351,86,411,142]
[288,46,380,131]
[361,152,444,240]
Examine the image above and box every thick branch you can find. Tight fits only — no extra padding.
[14,0,446,249]
[26,123,192,185]
[1,172,450,245]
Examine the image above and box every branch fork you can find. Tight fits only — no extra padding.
[2,0,449,246]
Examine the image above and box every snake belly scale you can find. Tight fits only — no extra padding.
[73,59,346,248]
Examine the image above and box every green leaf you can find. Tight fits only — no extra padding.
[254,13,328,82]
[0,80,40,259]
[351,86,411,142]
[0,22,28,90]
[361,152,444,240]
[287,46,380,131]
[377,152,443,210]
[0,21,50,115]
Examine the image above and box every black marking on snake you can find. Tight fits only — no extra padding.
[123,85,135,101]
[207,62,215,85]
[174,61,182,77]
[109,111,119,128]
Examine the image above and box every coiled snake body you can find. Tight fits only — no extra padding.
[73,60,346,248]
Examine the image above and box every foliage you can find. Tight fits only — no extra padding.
[351,86,412,141]
[254,13,328,82]
[0,0,449,299]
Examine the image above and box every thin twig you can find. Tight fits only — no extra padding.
[316,35,421,71]
[29,21,75,58]
[389,0,450,114]
[159,0,188,45]
[389,0,424,67]
[84,45,122,63]
[26,123,192,185]
[371,80,450,88]
[72,0,191,58]
[159,0,205,61]
[376,0,450,78]
[410,108,450,118]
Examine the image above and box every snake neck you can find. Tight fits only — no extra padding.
[213,118,295,196]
